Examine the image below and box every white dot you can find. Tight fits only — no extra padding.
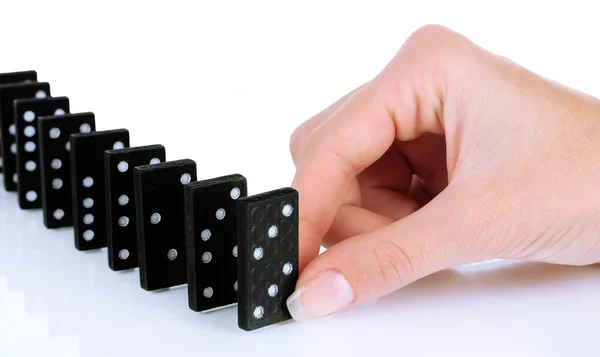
[180,173,191,185]
[203,287,214,298]
[24,126,35,137]
[65,141,70,151]
[167,249,178,261]
[53,209,65,220]
[200,229,211,241]
[201,252,212,264]
[8,124,15,135]
[149,158,160,165]
[233,281,238,291]
[83,230,94,241]
[118,195,129,206]
[232,246,238,257]
[283,262,293,275]
[54,108,66,116]
[83,198,94,209]
[215,208,226,220]
[118,249,129,260]
[25,161,37,172]
[253,306,264,319]
[83,214,94,225]
[253,247,264,260]
[24,141,36,152]
[117,161,129,172]
[268,225,278,238]
[230,187,241,200]
[35,90,47,98]
[113,141,124,150]
[82,177,94,188]
[282,204,294,217]
[25,191,37,202]
[118,216,129,227]
[50,159,62,170]
[79,123,91,133]
[12,174,17,183]
[268,284,279,297]
[10,143,16,154]
[150,213,161,224]
[49,127,60,139]
[52,178,63,190]
[23,111,35,122]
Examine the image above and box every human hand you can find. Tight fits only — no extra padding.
[286,25,600,321]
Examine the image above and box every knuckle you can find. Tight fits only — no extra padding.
[398,24,475,75]
[403,24,467,52]
[406,24,455,44]
[289,125,302,152]
[289,125,308,161]
[289,119,321,163]
[378,25,478,140]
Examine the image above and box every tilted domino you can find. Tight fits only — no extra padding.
[237,188,299,331]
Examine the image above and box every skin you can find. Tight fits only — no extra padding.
[285,25,600,321]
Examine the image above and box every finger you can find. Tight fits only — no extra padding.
[292,81,397,269]
[356,145,413,194]
[287,182,488,321]
[358,188,419,221]
[290,84,367,164]
[322,205,394,248]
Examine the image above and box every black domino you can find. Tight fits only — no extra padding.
[105,145,166,271]
[237,188,299,331]
[14,97,70,209]
[134,159,196,291]
[0,82,50,190]
[70,129,130,251]
[0,70,37,85]
[184,174,248,312]
[39,113,96,228]
[0,70,37,174]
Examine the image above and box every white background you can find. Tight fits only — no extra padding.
[1,1,600,356]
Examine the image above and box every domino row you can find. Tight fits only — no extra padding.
[0,70,299,331]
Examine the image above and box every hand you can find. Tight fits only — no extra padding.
[285,25,600,321]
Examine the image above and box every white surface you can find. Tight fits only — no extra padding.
[2,187,600,357]
[1,1,600,356]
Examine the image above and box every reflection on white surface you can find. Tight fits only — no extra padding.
[2,180,600,357]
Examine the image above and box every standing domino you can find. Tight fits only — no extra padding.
[105,145,166,271]
[0,71,37,85]
[134,159,197,291]
[14,97,70,209]
[184,174,248,312]
[237,188,299,331]
[0,70,37,174]
[0,82,50,190]
[70,129,130,250]
[38,113,96,228]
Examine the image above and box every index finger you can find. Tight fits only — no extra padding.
[292,79,397,269]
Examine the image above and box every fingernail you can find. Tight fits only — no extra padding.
[286,270,354,321]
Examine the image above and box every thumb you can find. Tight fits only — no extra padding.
[286,181,490,321]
